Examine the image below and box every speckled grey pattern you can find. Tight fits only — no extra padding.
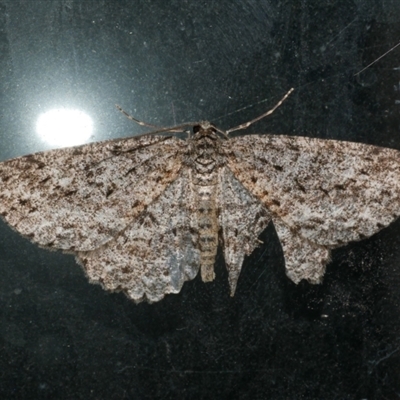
[0,124,399,302]
[226,134,400,284]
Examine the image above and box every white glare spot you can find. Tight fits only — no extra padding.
[36,108,93,147]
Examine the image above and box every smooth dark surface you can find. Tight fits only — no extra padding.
[1,1,400,399]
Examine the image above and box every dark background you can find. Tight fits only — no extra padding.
[1,0,400,399]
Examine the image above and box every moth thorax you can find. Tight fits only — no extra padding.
[191,145,220,187]
[190,129,221,167]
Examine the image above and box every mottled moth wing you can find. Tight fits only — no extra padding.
[218,167,271,295]
[0,135,185,251]
[224,135,400,284]
[2,124,400,302]
[78,170,200,303]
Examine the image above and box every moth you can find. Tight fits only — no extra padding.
[1,90,399,303]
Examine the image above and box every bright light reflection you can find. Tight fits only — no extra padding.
[36,108,93,147]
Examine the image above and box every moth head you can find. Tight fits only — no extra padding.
[192,121,227,138]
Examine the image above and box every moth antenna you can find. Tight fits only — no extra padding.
[215,127,229,138]
[115,105,196,134]
[115,105,162,129]
[226,88,294,135]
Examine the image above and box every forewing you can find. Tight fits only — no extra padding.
[77,171,200,303]
[224,135,400,246]
[0,135,185,251]
[218,167,271,295]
